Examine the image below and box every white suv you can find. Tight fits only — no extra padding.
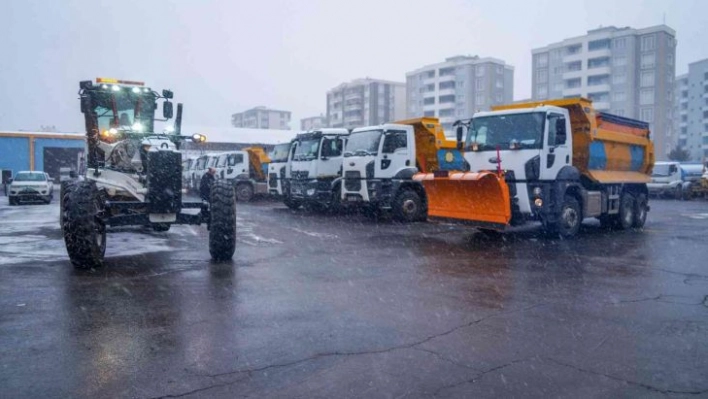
[8,171,54,205]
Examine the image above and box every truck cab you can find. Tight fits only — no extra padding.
[463,106,572,221]
[267,142,292,197]
[648,161,682,199]
[341,124,425,220]
[287,129,349,210]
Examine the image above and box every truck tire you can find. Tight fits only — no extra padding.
[63,181,106,269]
[152,223,171,232]
[235,183,254,202]
[617,192,635,230]
[674,185,682,200]
[209,180,236,261]
[547,195,582,238]
[284,196,301,210]
[633,193,648,228]
[330,185,343,214]
[60,182,75,229]
[393,189,423,223]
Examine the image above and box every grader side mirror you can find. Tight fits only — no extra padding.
[80,95,92,114]
[163,101,174,119]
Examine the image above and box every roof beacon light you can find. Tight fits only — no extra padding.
[96,77,145,86]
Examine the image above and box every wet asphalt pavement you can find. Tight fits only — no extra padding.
[1,195,707,398]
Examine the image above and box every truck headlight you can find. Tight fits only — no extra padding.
[534,198,543,207]
[306,188,316,196]
[533,187,542,196]
[41,190,47,194]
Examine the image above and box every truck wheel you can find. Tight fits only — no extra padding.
[393,189,423,223]
[63,181,106,269]
[633,193,648,228]
[330,185,343,214]
[674,185,682,200]
[617,192,635,230]
[209,180,236,261]
[152,223,171,232]
[284,196,301,210]
[548,195,582,238]
[235,183,254,202]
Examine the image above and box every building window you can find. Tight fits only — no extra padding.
[426,83,435,92]
[640,107,653,122]
[641,35,656,52]
[476,66,485,77]
[536,53,549,68]
[537,70,548,84]
[640,88,655,105]
[439,81,456,90]
[641,70,655,87]
[458,80,465,88]
[565,78,581,89]
[587,74,609,86]
[496,79,503,88]
[614,38,627,49]
[439,108,455,117]
[614,109,625,116]
[439,95,455,104]
[496,93,503,102]
[588,92,609,102]
[553,66,564,74]
[641,53,655,69]
[566,61,582,72]
[537,86,548,99]
[613,56,627,66]
[667,54,674,66]
[553,82,564,92]
[475,80,484,90]
[439,67,455,76]
[423,97,435,105]
[423,110,435,117]
[476,92,486,105]
[612,73,627,85]
[613,91,626,102]
[588,39,611,51]
[588,57,610,69]
[496,65,504,74]
[566,44,582,55]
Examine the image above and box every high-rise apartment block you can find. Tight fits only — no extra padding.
[231,106,291,130]
[532,25,676,159]
[326,78,406,129]
[675,58,708,161]
[406,55,514,133]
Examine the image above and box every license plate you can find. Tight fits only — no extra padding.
[347,196,360,202]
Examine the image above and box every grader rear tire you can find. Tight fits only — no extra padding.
[209,181,236,261]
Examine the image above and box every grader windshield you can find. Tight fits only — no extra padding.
[85,83,159,138]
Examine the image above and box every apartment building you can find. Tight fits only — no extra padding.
[300,115,327,131]
[326,78,406,129]
[675,58,708,161]
[406,55,514,133]
[532,25,676,160]
[231,106,291,130]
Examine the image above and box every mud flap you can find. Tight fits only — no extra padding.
[413,171,511,228]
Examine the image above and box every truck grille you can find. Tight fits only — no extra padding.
[344,171,361,191]
[291,171,309,180]
[268,173,278,188]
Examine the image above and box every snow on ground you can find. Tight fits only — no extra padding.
[0,196,180,266]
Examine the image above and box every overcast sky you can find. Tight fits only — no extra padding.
[1,0,706,132]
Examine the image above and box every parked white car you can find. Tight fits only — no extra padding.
[8,171,54,205]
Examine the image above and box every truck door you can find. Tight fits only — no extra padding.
[376,129,411,179]
[227,153,246,178]
[318,137,344,178]
[540,112,571,180]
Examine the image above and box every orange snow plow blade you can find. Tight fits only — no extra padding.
[414,171,512,229]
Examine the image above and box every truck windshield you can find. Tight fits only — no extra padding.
[91,89,156,135]
[468,112,545,150]
[269,143,291,162]
[652,164,672,177]
[14,172,46,182]
[293,139,320,161]
[344,130,381,156]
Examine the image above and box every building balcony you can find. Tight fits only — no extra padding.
[562,87,584,97]
[562,52,586,63]
[593,102,610,111]
[562,69,585,79]
[587,48,612,58]
[586,83,611,93]
[437,88,456,96]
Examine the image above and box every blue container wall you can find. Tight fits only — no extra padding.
[34,138,86,171]
[0,137,30,175]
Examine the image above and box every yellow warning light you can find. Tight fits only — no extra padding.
[96,77,145,86]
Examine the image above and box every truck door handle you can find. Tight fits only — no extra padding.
[488,157,501,164]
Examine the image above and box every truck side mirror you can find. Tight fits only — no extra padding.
[80,95,92,114]
[162,89,174,99]
[163,101,174,119]
[456,125,464,150]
